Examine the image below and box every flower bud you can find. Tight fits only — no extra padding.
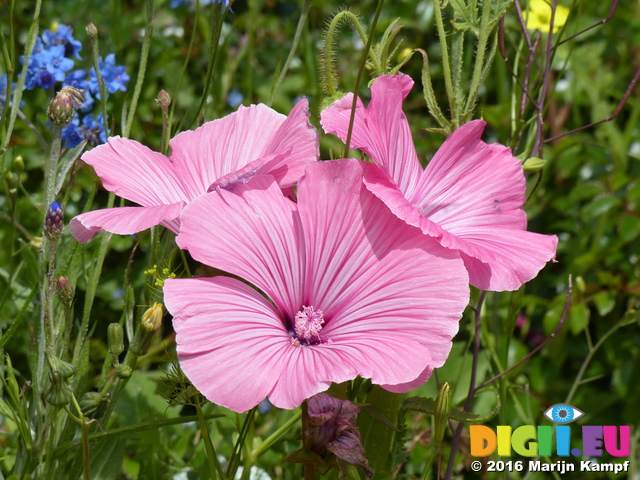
[46,351,76,379]
[142,302,163,333]
[13,155,25,173]
[434,381,452,443]
[86,23,98,38]
[116,364,133,379]
[80,391,111,418]
[129,303,163,356]
[107,323,125,356]
[157,90,171,112]
[522,157,547,172]
[45,201,64,240]
[56,276,75,306]
[45,371,73,406]
[47,86,85,126]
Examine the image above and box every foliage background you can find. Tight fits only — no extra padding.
[1,0,639,478]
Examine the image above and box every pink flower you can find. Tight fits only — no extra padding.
[70,100,318,243]
[320,74,558,291]
[163,159,469,412]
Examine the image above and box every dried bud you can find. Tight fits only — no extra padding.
[56,276,74,305]
[157,90,171,112]
[107,323,125,356]
[80,391,111,418]
[45,371,73,406]
[130,303,163,356]
[434,381,451,443]
[86,23,98,38]
[44,201,64,240]
[47,86,85,126]
[288,393,372,478]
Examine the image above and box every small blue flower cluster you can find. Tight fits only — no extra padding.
[170,0,230,9]
[14,23,129,148]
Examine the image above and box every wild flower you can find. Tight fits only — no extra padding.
[89,54,130,98]
[61,113,106,148]
[42,23,83,60]
[523,0,570,34]
[321,74,558,291]
[22,43,74,90]
[63,70,95,112]
[163,159,469,412]
[70,99,318,242]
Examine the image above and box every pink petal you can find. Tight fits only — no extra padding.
[80,136,187,206]
[320,74,422,198]
[298,159,469,387]
[267,334,434,409]
[164,277,291,413]
[176,177,304,318]
[169,100,317,199]
[70,202,184,243]
[445,228,558,291]
[260,98,319,187]
[412,121,526,230]
[412,120,557,290]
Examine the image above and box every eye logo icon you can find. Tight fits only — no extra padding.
[544,404,584,424]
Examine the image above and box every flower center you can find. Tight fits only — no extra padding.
[291,306,325,346]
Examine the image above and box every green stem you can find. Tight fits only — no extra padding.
[0,0,41,153]
[124,0,155,137]
[432,0,455,124]
[251,410,301,459]
[342,0,385,158]
[565,321,630,404]
[322,10,379,97]
[88,27,110,137]
[463,0,493,119]
[73,193,115,368]
[267,0,312,107]
[82,418,91,480]
[193,2,226,126]
[196,400,219,480]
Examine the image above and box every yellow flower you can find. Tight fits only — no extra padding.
[523,0,570,33]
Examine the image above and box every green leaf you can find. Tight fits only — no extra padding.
[569,303,590,335]
[592,292,615,317]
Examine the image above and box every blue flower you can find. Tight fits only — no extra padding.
[226,89,243,108]
[42,24,82,60]
[62,113,107,148]
[63,70,94,112]
[21,42,74,90]
[89,54,129,99]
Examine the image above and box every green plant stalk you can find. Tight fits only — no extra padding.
[195,399,222,480]
[124,0,155,137]
[193,2,226,126]
[463,0,493,118]
[169,0,201,134]
[88,29,110,137]
[342,0,385,158]
[227,408,257,478]
[431,0,455,126]
[0,0,41,153]
[322,10,379,97]
[73,192,115,366]
[81,418,91,480]
[251,410,301,459]
[267,0,312,107]
[565,319,632,404]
